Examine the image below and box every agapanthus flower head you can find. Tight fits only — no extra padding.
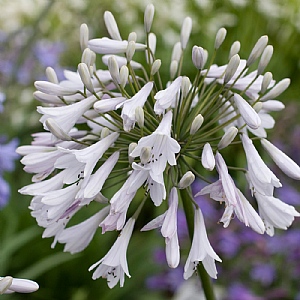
[18,4,300,290]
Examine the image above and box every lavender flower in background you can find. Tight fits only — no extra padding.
[16,3,300,296]
[0,95,19,208]
[0,92,5,113]
[0,30,65,85]
[0,136,19,207]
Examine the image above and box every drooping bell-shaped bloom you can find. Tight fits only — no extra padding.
[17,145,74,181]
[142,187,180,268]
[100,170,145,232]
[198,152,265,233]
[131,111,180,177]
[118,82,153,131]
[154,76,182,115]
[261,138,300,180]
[255,193,300,236]
[58,206,110,253]
[241,134,281,196]
[89,217,135,288]
[82,151,120,199]
[64,132,119,179]
[38,94,98,134]
[183,208,222,279]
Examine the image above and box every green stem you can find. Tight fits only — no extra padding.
[180,188,216,300]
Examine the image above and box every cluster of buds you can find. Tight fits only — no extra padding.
[17,4,300,288]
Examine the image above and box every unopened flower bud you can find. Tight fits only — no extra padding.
[135,106,144,128]
[201,143,215,171]
[81,48,93,66]
[218,126,238,150]
[224,54,240,84]
[190,114,204,134]
[126,40,136,62]
[151,59,161,75]
[146,33,156,63]
[144,4,155,33]
[34,81,76,96]
[90,50,96,66]
[89,65,95,77]
[170,60,178,79]
[214,28,227,49]
[234,94,261,129]
[78,62,94,93]
[181,76,191,98]
[258,45,273,75]
[0,276,13,294]
[45,67,58,84]
[261,138,300,180]
[104,11,122,41]
[246,35,268,67]
[101,127,110,139]
[140,146,151,164]
[172,42,182,62]
[149,32,157,53]
[260,71,273,94]
[192,46,208,70]
[108,55,120,84]
[229,41,240,59]
[178,171,195,189]
[0,276,39,294]
[261,100,285,111]
[253,102,263,112]
[128,32,137,42]
[45,118,71,141]
[80,23,89,51]
[261,78,290,101]
[180,17,192,49]
[119,65,129,88]
[128,142,137,163]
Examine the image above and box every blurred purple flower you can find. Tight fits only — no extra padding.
[34,40,65,68]
[0,92,5,113]
[250,263,276,286]
[153,248,166,265]
[0,137,19,173]
[146,266,183,293]
[146,273,168,290]
[217,229,240,258]
[275,183,300,205]
[265,234,287,254]
[0,30,65,85]
[177,209,188,240]
[240,227,264,245]
[227,283,263,300]
[0,136,19,208]
[0,176,10,208]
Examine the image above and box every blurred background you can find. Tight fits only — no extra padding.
[1,0,300,299]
